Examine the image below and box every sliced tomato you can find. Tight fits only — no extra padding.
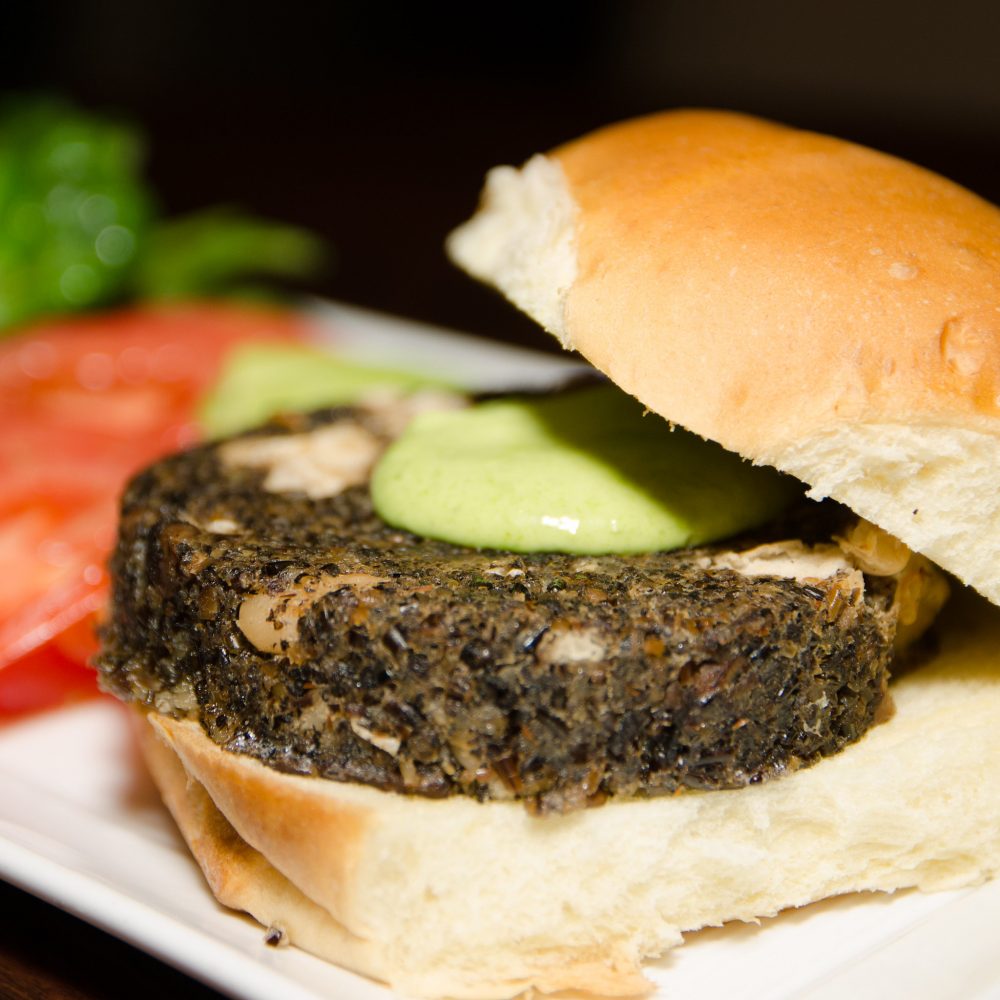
[0,303,312,714]
[0,642,102,715]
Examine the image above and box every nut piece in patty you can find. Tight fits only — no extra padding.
[221,423,384,499]
[237,572,390,654]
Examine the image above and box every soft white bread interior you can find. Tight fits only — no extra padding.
[140,590,1000,999]
[447,110,1000,606]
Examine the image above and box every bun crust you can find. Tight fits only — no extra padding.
[140,592,1000,998]
[447,110,1000,604]
[555,110,1000,445]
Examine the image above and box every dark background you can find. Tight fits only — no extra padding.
[3,0,999,353]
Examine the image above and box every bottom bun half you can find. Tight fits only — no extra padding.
[137,590,1000,999]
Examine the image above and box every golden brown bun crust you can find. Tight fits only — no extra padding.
[554,109,1000,455]
[139,712,653,998]
[135,714,391,986]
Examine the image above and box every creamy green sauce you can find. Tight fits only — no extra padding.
[199,342,446,437]
[371,384,799,554]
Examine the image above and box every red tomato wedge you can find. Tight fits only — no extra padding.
[0,303,312,714]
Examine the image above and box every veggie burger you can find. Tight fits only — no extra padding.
[98,110,1000,997]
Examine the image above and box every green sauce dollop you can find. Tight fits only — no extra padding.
[199,342,447,437]
[371,385,799,554]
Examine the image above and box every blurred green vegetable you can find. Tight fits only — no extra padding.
[0,98,151,329]
[134,208,326,301]
[0,97,326,334]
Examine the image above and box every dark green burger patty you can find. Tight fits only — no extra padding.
[98,406,898,814]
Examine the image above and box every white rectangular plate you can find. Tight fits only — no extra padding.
[1,305,997,1000]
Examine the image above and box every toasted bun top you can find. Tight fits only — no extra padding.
[448,109,1000,606]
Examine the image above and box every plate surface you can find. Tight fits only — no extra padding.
[1,304,997,1000]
